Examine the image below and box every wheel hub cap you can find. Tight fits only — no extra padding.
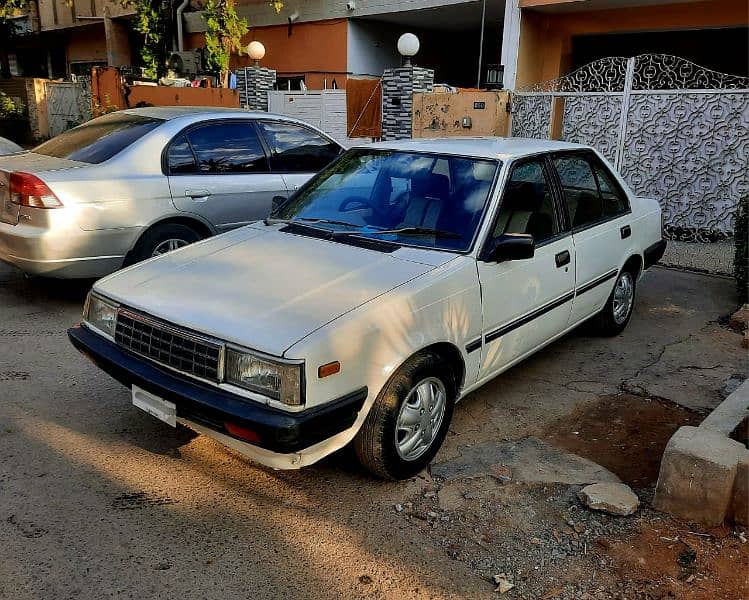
[395,377,446,461]
[152,238,189,257]
[613,272,634,325]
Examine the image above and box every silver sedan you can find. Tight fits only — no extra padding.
[0,107,343,278]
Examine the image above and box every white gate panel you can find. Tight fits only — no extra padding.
[267,90,348,143]
[46,79,91,137]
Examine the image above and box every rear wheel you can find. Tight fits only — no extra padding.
[128,223,203,265]
[592,268,636,336]
[354,351,455,480]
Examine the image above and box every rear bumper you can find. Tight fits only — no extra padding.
[644,239,667,270]
[0,221,128,278]
[67,324,368,456]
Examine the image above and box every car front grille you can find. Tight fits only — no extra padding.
[115,309,222,381]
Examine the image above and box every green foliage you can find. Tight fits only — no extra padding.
[203,0,248,82]
[123,0,171,79]
[0,90,23,118]
[0,0,28,19]
[734,195,748,303]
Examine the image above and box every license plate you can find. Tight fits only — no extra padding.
[132,385,176,427]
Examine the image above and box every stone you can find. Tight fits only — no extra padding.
[430,437,620,485]
[653,426,746,526]
[743,331,748,349]
[731,455,749,526]
[578,483,639,516]
[729,305,749,332]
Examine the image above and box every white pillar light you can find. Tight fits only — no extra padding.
[247,41,266,66]
[397,33,420,67]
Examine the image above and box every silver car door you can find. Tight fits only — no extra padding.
[256,120,342,195]
[166,121,287,231]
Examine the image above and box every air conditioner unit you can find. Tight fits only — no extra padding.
[168,50,202,78]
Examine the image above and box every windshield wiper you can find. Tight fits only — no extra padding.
[263,217,359,229]
[332,226,461,239]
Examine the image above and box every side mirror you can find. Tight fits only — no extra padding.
[271,195,288,215]
[483,233,535,263]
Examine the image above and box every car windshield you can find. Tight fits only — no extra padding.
[33,113,163,164]
[274,149,499,252]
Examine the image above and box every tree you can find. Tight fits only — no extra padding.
[203,0,283,87]
[126,0,173,79]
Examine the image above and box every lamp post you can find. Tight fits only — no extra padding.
[247,41,266,67]
[397,33,420,67]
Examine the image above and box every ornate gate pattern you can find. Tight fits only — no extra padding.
[511,54,749,249]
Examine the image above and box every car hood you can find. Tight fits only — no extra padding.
[95,225,451,356]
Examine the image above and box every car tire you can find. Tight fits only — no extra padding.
[592,267,637,336]
[127,223,203,265]
[354,351,455,480]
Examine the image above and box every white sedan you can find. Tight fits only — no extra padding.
[69,138,666,479]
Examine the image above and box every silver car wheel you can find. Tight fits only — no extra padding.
[152,238,189,257]
[395,377,447,461]
[612,271,634,325]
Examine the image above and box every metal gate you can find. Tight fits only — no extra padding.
[46,78,92,137]
[267,90,348,143]
[511,54,749,272]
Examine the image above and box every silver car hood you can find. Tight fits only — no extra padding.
[95,225,448,356]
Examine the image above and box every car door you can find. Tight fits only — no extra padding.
[551,151,632,326]
[476,157,576,380]
[166,120,288,232]
[256,120,343,193]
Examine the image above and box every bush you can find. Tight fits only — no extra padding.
[735,195,748,304]
[0,90,23,118]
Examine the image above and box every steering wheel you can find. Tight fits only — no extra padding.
[338,196,375,213]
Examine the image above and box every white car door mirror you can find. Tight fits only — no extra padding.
[483,233,535,263]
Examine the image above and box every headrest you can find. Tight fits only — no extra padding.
[412,173,449,200]
[503,181,544,212]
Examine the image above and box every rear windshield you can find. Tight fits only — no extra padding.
[33,113,163,164]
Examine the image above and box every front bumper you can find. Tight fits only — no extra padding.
[68,324,368,455]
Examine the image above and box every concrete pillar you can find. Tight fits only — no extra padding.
[104,9,132,68]
[381,66,434,141]
[236,66,276,111]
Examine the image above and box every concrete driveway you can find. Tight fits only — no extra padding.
[0,262,746,599]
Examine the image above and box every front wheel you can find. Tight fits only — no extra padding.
[354,351,455,480]
[592,268,636,336]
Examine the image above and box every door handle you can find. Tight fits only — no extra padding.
[555,250,571,268]
[620,225,631,239]
[185,189,212,199]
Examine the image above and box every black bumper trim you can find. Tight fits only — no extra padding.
[644,239,667,270]
[68,325,367,454]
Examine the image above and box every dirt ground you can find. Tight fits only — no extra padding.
[0,263,747,599]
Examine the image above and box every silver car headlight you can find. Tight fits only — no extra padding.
[225,348,303,406]
[83,293,119,339]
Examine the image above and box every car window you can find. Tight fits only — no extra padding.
[553,155,603,229]
[184,122,268,174]
[167,134,197,174]
[258,121,340,173]
[275,149,499,252]
[33,113,163,164]
[491,159,559,244]
[592,160,630,217]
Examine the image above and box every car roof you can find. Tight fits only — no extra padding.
[120,106,307,124]
[358,137,591,160]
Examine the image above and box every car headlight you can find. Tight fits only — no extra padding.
[225,348,303,406]
[83,293,119,339]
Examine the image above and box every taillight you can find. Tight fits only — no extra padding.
[9,172,63,209]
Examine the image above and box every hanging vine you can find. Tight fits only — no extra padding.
[202,0,247,85]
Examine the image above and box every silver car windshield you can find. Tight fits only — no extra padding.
[275,149,499,252]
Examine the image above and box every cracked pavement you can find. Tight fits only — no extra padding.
[0,262,746,599]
